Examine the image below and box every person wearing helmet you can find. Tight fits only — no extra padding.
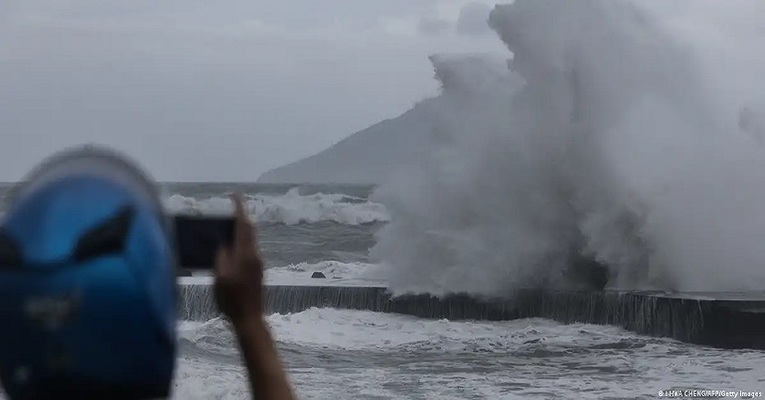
[0,146,295,400]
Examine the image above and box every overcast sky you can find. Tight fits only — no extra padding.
[0,0,506,182]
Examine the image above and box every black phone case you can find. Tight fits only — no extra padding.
[172,215,235,269]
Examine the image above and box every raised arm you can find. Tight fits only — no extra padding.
[214,193,296,400]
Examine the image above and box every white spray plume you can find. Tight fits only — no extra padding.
[370,0,765,296]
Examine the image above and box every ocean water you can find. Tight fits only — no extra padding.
[1,182,764,399]
[163,184,764,399]
[4,1,765,394]
[2,0,765,397]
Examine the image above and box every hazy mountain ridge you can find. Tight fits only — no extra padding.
[256,54,512,185]
[256,99,437,185]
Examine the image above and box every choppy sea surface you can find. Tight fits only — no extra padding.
[0,183,763,399]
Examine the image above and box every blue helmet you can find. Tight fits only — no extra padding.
[0,146,177,399]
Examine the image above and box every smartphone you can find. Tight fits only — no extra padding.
[172,215,235,269]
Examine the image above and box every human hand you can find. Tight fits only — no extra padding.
[213,193,265,324]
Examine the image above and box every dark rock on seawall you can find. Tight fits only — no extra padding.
[176,268,193,277]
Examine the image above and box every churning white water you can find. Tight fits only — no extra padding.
[371,0,765,297]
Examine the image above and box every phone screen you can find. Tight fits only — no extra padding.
[172,215,235,269]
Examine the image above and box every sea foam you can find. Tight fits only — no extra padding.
[371,0,765,295]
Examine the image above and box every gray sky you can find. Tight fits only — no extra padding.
[0,0,506,182]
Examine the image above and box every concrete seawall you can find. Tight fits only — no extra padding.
[177,278,765,350]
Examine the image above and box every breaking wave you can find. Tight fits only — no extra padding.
[371,0,765,295]
[164,188,389,225]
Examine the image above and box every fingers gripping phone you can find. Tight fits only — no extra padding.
[172,215,236,269]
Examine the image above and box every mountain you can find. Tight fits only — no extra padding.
[256,99,437,185]
[256,54,512,185]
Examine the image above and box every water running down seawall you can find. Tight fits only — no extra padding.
[177,278,765,350]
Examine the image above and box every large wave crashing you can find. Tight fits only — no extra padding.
[371,0,765,296]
